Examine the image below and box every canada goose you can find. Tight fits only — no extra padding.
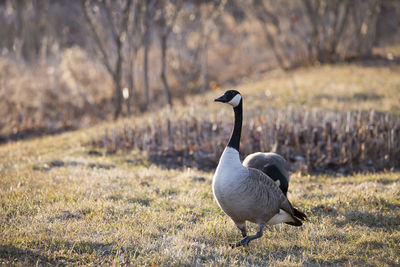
[213,90,307,248]
[243,152,290,196]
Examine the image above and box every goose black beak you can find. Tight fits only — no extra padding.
[214,95,227,102]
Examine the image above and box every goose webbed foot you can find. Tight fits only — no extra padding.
[230,236,251,248]
[230,229,264,248]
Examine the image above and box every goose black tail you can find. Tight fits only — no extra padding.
[285,207,308,227]
[293,207,308,222]
[285,217,303,226]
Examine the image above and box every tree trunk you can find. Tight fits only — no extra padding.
[329,0,351,61]
[113,37,123,120]
[363,0,382,56]
[127,48,137,114]
[302,0,322,62]
[113,76,123,120]
[143,0,152,111]
[200,40,209,92]
[160,34,172,106]
[350,0,381,57]
[14,0,25,61]
[143,39,150,111]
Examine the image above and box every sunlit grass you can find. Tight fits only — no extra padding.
[239,64,400,115]
[1,137,399,265]
[1,64,400,265]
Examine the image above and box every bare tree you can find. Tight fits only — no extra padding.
[251,0,293,69]
[12,0,26,61]
[4,0,56,62]
[81,0,132,120]
[125,0,144,114]
[327,1,351,59]
[167,0,225,95]
[141,0,157,112]
[197,0,226,91]
[155,0,182,106]
[349,0,382,57]
[251,0,381,66]
[302,0,351,62]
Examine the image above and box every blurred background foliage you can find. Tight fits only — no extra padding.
[0,0,399,141]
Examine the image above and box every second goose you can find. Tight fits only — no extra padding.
[243,152,290,196]
[213,90,307,248]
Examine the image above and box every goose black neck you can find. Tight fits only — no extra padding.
[227,100,242,152]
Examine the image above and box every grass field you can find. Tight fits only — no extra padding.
[1,64,400,266]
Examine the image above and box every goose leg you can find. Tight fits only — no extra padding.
[231,224,265,248]
[240,229,247,238]
[234,222,247,237]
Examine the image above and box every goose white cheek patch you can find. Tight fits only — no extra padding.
[228,94,242,107]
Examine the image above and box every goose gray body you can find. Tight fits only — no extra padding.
[213,147,297,227]
[243,152,290,196]
[213,90,307,248]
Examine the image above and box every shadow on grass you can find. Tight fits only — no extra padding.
[0,125,75,145]
[148,151,217,171]
[344,54,400,68]
[127,197,152,206]
[32,160,115,172]
[314,92,383,103]
[0,243,74,265]
[335,210,400,229]
[0,240,140,265]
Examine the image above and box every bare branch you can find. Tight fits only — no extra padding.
[252,0,281,33]
[80,0,113,74]
[332,0,351,54]
[102,0,120,43]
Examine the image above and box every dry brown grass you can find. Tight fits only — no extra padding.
[90,108,400,175]
[0,47,113,139]
[1,63,400,266]
[0,128,399,266]
[90,64,400,174]
[240,64,400,114]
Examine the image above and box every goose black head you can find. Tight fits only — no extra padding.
[214,90,242,107]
